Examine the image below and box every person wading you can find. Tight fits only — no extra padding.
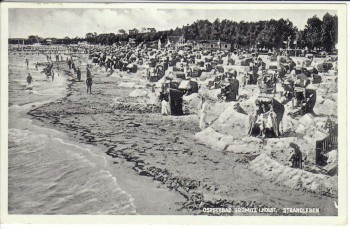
[26,73,32,86]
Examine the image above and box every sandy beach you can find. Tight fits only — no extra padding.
[8,54,186,215]
[14,52,338,216]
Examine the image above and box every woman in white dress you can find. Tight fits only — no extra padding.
[199,97,208,130]
[161,98,169,115]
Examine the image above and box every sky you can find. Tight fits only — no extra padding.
[8,8,337,39]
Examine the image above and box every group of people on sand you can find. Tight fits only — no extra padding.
[65,55,93,94]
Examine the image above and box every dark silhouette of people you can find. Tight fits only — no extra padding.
[289,143,303,169]
[68,59,72,69]
[26,73,32,86]
[77,68,81,81]
[86,67,92,94]
[86,76,92,94]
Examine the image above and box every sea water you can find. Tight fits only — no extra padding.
[8,53,136,214]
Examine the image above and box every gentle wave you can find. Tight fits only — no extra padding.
[8,128,137,215]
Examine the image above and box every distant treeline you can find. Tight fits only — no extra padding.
[8,36,85,45]
[9,13,337,52]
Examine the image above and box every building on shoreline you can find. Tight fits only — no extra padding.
[86,32,97,39]
[167,35,186,50]
[140,27,157,34]
[129,28,139,35]
[196,40,232,51]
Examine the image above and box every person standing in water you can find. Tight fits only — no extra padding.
[26,73,32,86]
[25,59,29,69]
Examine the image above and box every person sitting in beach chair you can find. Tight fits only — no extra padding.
[248,97,284,138]
[289,143,303,169]
[248,108,264,137]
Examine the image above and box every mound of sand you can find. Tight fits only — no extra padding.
[250,153,337,197]
[109,96,160,113]
[117,81,136,88]
[109,88,159,113]
[194,127,232,151]
[225,136,262,154]
[183,93,202,114]
[129,88,149,97]
[210,104,249,139]
[194,105,250,151]
[314,98,337,116]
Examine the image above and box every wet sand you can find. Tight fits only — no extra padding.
[8,54,185,215]
[27,58,338,216]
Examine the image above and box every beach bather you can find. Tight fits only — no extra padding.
[76,68,81,81]
[72,62,76,72]
[86,76,92,94]
[86,67,92,94]
[26,73,32,86]
[68,59,72,69]
[161,98,169,116]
